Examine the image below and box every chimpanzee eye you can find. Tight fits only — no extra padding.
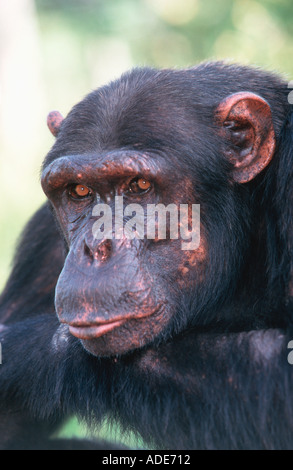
[68,184,93,199]
[128,178,152,194]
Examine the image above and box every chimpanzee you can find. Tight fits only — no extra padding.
[0,61,292,450]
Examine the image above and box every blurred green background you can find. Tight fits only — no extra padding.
[0,0,293,447]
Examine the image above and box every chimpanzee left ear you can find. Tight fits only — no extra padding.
[215,92,276,183]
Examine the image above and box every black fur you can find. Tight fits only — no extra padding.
[0,62,292,449]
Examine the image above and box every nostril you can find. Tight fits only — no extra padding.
[84,238,112,263]
[95,239,112,262]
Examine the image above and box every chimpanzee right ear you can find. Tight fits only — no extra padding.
[47,111,64,137]
[215,92,276,183]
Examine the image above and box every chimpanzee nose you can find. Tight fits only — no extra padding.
[84,235,112,263]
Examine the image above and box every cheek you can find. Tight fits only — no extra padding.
[146,234,207,294]
[177,233,208,285]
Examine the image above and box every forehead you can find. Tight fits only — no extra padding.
[73,71,197,136]
[44,68,211,167]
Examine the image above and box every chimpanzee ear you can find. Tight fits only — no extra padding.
[215,92,276,183]
[47,111,64,137]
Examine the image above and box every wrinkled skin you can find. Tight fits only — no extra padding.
[41,149,206,356]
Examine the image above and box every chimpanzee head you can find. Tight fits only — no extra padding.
[41,63,288,357]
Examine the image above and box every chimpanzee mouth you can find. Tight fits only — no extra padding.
[67,304,166,342]
[68,319,127,340]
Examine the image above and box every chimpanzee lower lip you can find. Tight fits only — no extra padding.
[69,320,127,339]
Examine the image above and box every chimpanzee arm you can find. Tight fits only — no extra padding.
[129,327,293,450]
[1,316,292,449]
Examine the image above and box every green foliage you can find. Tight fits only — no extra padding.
[55,416,147,449]
[35,0,293,74]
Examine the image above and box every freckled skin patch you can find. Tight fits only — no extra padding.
[177,232,207,285]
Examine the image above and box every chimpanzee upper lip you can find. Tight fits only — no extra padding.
[68,319,127,340]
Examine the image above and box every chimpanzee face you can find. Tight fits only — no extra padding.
[42,69,275,357]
